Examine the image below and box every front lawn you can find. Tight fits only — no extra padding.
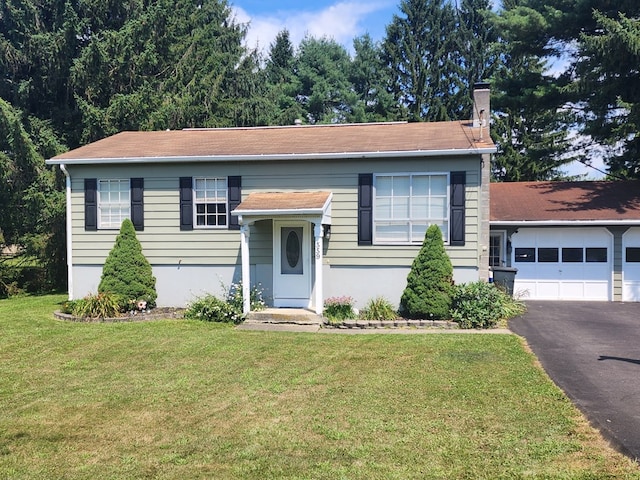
[0,295,637,479]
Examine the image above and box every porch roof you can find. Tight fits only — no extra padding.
[232,191,332,224]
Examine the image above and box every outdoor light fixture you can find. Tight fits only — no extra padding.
[323,224,331,239]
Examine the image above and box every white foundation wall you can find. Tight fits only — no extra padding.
[73,263,479,309]
[73,265,242,307]
[322,265,479,310]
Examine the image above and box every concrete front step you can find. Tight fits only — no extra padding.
[245,308,323,325]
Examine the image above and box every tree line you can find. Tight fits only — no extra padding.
[1,0,638,291]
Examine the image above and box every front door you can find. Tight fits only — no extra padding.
[273,221,311,307]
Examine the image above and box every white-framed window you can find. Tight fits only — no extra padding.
[194,177,228,228]
[98,179,130,229]
[489,231,506,267]
[374,173,449,244]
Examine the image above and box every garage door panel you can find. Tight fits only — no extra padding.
[511,228,612,301]
[623,282,640,302]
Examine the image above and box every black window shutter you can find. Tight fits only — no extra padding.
[179,177,193,231]
[358,174,373,245]
[84,178,97,231]
[450,171,466,246]
[130,178,144,231]
[228,176,241,230]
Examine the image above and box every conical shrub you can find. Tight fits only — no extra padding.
[400,224,453,319]
[98,218,157,308]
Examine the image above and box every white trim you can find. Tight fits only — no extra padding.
[273,221,312,308]
[192,176,229,229]
[373,172,450,245]
[314,223,323,315]
[240,224,251,314]
[491,220,640,227]
[60,164,73,300]
[46,148,496,165]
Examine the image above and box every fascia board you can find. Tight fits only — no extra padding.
[46,148,496,165]
[490,220,640,227]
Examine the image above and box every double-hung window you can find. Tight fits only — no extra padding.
[374,173,449,244]
[194,177,228,227]
[98,179,130,229]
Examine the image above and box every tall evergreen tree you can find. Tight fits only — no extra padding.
[497,0,640,178]
[576,11,640,178]
[71,0,262,141]
[264,30,304,125]
[382,0,460,121]
[294,36,355,124]
[490,1,576,181]
[455,0,498,119]
[349,34,398,123]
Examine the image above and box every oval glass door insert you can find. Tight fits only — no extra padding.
[281,227,303,275]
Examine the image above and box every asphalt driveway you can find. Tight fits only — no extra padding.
[509,301,640,461]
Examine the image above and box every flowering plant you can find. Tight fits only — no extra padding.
[323,296,357,321]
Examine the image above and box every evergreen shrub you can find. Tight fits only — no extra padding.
[98,219,157,308]
[400,224,454,319]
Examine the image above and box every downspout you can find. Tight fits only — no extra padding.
[59,164,73,300]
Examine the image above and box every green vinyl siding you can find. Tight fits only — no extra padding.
[66,156,484,269]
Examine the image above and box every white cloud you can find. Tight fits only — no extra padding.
[231,1,394,55]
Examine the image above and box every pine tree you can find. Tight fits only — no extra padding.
[98,219,157,308]
[400,224,454,319]
[382,0,460,122]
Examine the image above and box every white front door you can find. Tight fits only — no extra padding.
[273,221,312,307]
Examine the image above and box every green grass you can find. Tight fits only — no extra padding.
[0,295,638,479]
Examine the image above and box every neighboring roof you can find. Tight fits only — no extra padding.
[47,121,495,165]
[491,181,640,224]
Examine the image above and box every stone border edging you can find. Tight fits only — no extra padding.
[322,319,459,329]
[53,309,184,323]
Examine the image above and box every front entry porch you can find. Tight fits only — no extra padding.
[232,191,332,316]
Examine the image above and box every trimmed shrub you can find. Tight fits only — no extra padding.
[184,294,242,323]
[324,296,357,322]
[451,281,526,329]
[98,219,157,308]
[359,297,398,321]
[400,224,454,319]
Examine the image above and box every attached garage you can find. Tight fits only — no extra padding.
[511,227,612,300]
[623,228,640,301]
[491,181,640,302]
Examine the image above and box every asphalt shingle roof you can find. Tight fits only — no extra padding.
[49,121,494,162]
[490,181,640,222]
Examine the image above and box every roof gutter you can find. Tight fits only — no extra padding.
[491,220,640,227]
[46,147,497,166]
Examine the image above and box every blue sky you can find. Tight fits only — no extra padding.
[229,0,604,178]
[230,0,398,54]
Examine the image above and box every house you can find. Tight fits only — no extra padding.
[490,181,640,301]
[46,85,495,314]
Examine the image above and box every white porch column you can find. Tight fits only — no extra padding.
[314,223,323,315]
[240,223,251,315]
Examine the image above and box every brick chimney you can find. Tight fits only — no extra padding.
[472,82,490,137]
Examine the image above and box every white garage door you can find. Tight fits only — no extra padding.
[511,228,612,301]
[623,228,640,301]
